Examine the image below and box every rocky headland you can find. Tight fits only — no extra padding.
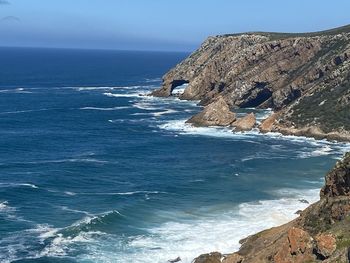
[152,24,350,141]
[193,152,350,263]
[152,25,350,262]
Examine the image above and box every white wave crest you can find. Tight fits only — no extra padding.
[103,92,149,98]
[69,189,319,263]
[0,183,38,189]
[0,88,32,94]
[80,106,131,111]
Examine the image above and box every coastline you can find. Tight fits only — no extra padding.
[193,152,350,263]
[150,91,350,262]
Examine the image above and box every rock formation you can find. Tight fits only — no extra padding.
[193,152,350,263]
[152,24,350,141]
[232,113,256,131]
[186,97,236,127]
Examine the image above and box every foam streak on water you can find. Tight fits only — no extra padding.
[1,49,349,263]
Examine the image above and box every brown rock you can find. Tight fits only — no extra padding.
[287,227,313,254]
[273,238,293,263]
[259,113,279,133]
[191,153,350,263]
[321,152,350,198]
[222,253,243,263]
[315,233,336,258]
[152,25,350,141]
[193,252,222,263]
[186,97,236,127]
[274,227,314,263]
[232,113,256,131]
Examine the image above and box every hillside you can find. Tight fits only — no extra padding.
[193,152,350,263]
[152,24,350,141]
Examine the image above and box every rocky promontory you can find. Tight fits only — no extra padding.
[152,24,350,141]
[194,152,350,263]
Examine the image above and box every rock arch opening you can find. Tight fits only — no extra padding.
[170,80,189,96]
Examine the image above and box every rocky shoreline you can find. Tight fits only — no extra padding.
[152,24,350,143]
[193,152,350,263]
[151,25,350,262]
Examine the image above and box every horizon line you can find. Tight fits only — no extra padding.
[0,45,193,53]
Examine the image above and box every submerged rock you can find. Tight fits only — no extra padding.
[186,97,236,127]
[232,113,256,131]
[168,256,181,263]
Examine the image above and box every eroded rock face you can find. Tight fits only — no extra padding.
[193,152,350,262]
[321,152,350,198]
[153,25,350,139]
[273,227,314,263]
[232,113,256,131]
[186,97,236,127]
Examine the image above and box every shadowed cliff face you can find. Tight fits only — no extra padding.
[193,153,350,263]
[152,25,350,140]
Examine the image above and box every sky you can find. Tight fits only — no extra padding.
[0,0,349,52]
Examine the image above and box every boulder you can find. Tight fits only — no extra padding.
[193,252,222,263]
[186,97,236,127]
[232,113,256,131]
[259,112,278,133]
[315,233,336,258]
[274,227,314,263]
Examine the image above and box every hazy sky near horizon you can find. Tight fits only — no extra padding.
[0,0,350,51]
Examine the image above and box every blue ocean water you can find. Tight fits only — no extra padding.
[0,47,349,263]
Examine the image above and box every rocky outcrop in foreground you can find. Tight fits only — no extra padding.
[194,152,350,263]
[152,25,350,141]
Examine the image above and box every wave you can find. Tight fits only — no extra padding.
[36,211,123,257]
[2,158,109,166]
[131,109,179,117]
[70,190,166,197]
[103,92,149,98]
[80,106,131,111]
[72,85,144,91]
[26,187,320,263]
[144,77,162,83]
[132,102,162,111]
[0,108,53,115]
[0,201,12,212]
[158,119,350,159]
[0,88,33,94]
[297,145,333,158]
[56,188,317,263]
[0,183,39,189]
[59,206,92,216]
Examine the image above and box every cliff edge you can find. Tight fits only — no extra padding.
[193,152,350,263]
[152,25,350,141]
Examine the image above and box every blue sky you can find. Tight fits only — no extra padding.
[0,0,349,51]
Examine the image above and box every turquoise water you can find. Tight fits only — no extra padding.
[0,47,349,263]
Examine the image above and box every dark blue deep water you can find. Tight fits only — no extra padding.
[0,47,349,263]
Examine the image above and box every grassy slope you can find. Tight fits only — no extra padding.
[219,24,350,40]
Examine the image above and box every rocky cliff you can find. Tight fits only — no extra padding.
[152,25,350,141]
[193,152,350,263]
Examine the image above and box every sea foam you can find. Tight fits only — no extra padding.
[48,188,319,263]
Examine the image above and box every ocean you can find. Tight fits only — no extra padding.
[0,47,349,263]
